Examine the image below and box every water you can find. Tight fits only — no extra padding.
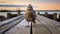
[0,10,60,17]
[21,10,60,14]
[0,12,17,17]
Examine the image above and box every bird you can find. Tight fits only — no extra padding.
[24,4,36,27]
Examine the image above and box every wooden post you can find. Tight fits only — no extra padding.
[57,13,59,19]
[38,12,40,15]
[53,13,57,20]
[0,16,6,21]
[17,10,21,16]
[59,14,60,18]
[45,12,48,17]
[7,13,11,19]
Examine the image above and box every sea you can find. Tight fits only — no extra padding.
[0,10,60,17]
[21,10,60,14]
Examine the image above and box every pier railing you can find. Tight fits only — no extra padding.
[0,15,24,34]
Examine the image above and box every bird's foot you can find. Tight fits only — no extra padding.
[33,21,36,23]
[32,23,36,27]
[26,25,29,27]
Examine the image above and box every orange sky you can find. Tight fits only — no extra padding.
[0,0,60,10]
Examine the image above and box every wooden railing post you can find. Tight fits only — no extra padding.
[53,13,57,20]
[17,10,21,16]
[45,12,48,17]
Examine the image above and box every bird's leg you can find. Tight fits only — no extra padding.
[26,21,29,27]
[28,22,29,26]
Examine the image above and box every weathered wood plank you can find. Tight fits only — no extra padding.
[32,21,51,34]
[33,15,60,34]
[32,15,51,34]
[5,19,30,34]
[4,15,60,34]
[0,17,24,34]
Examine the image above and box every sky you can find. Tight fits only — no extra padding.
[0,0,60,10]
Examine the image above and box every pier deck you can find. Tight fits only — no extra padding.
[0,15,60,34]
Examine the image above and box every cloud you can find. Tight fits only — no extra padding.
[0,4,27,7]
[0,0,60,10]
[0,4,37,8]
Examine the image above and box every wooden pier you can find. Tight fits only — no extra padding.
[0,15,60,34]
